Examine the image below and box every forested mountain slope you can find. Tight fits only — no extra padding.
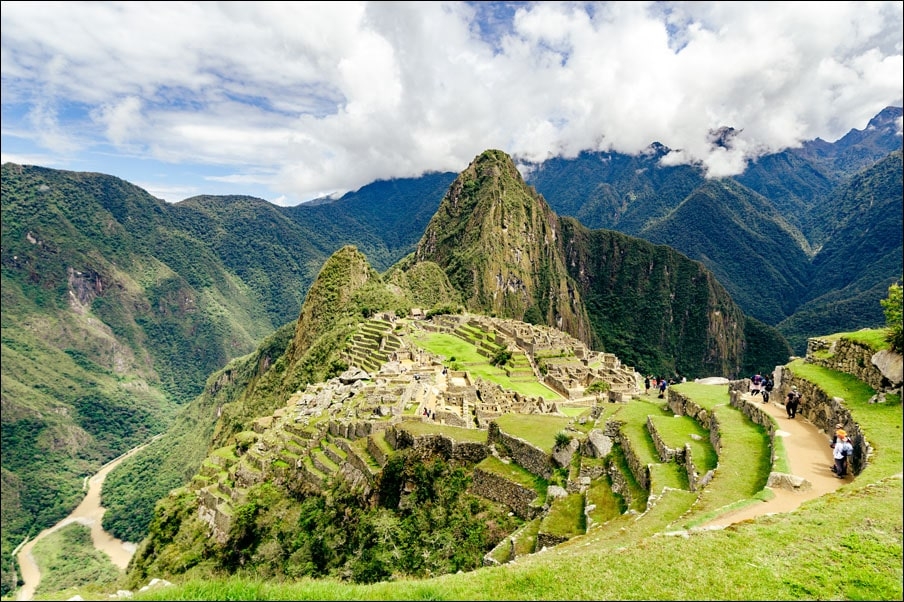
[95,150,788,566]
[527,106,903,349]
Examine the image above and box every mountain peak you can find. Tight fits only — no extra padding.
[415,149,594,345]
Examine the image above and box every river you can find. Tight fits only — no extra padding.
[14,440,154,601]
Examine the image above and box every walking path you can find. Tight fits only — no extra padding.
[701,393,847,528]
[15,440,155,601]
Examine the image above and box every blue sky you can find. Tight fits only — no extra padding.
[2,1,902,206]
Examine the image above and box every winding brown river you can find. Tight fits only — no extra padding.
[14,441,153,601]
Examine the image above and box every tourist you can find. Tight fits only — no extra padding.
[832,430,854,478]
[763,376,774,403]
[785,386,801,419]
[828,423,844,447]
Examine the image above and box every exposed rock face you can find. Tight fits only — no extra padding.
[414,149,768,378]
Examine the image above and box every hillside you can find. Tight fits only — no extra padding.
[107,151,791,591]
[84,150,789,563]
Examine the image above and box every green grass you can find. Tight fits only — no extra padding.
[493,414,573,452]
[816,328,889,351]
[30,523,122,598]
[667,385,773,528]
[476,455,546,495]
[412,332,562,399]
[48,360,904,601]
[612,397,667,465]
[648,413,718,473]
[584,475,624,526]
[511,518,541,557]
[539,493,585,538]
[558,405,589,417]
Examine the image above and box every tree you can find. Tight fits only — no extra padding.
[880,279,903,353]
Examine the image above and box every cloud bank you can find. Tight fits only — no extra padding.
[2,1,902,204]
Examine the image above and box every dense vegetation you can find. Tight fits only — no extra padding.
[528,108,903,353]
[127,454,520,587]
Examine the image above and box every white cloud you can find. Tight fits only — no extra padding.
[1,1,901,205]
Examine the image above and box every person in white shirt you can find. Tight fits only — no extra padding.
[832,430,854,478]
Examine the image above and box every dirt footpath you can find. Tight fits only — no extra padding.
[701,394,847,528]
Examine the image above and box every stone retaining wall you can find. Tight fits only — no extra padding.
[470,466,543,520]
[384,425,490,464]
[616,429,650,493]
[487,422,555,479]
[806,337,903,394]
[667,389,723,456]
[774,368,870,475]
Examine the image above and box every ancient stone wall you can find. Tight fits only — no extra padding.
[646,416,685,464]
[470,466,543,520]
[487,422,554,479]
[616,429,650,492]
[774,369,870,475]
[667,389,723,456]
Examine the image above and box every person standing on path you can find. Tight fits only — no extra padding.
[832,430,854,478]
[786,386,801,418]
[705,389,846,528]
[763,376,774,404]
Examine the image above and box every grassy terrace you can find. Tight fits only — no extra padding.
[493,413,572,453]
[411,332,562,399]
[647,413,718,473]
[813,327,890,350]
[95,345,904,600]
[476,455,546,497]
[540,492,585,539]
[665,382,772,527]
[584,475,624,526]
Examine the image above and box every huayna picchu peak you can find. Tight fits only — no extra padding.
[415,149,594,346]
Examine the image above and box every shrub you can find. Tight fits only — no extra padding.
[881,280,903,353]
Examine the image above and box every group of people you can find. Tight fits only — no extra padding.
[749,373,775,403]
[777,388,854,478]
[644,376,674,398]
